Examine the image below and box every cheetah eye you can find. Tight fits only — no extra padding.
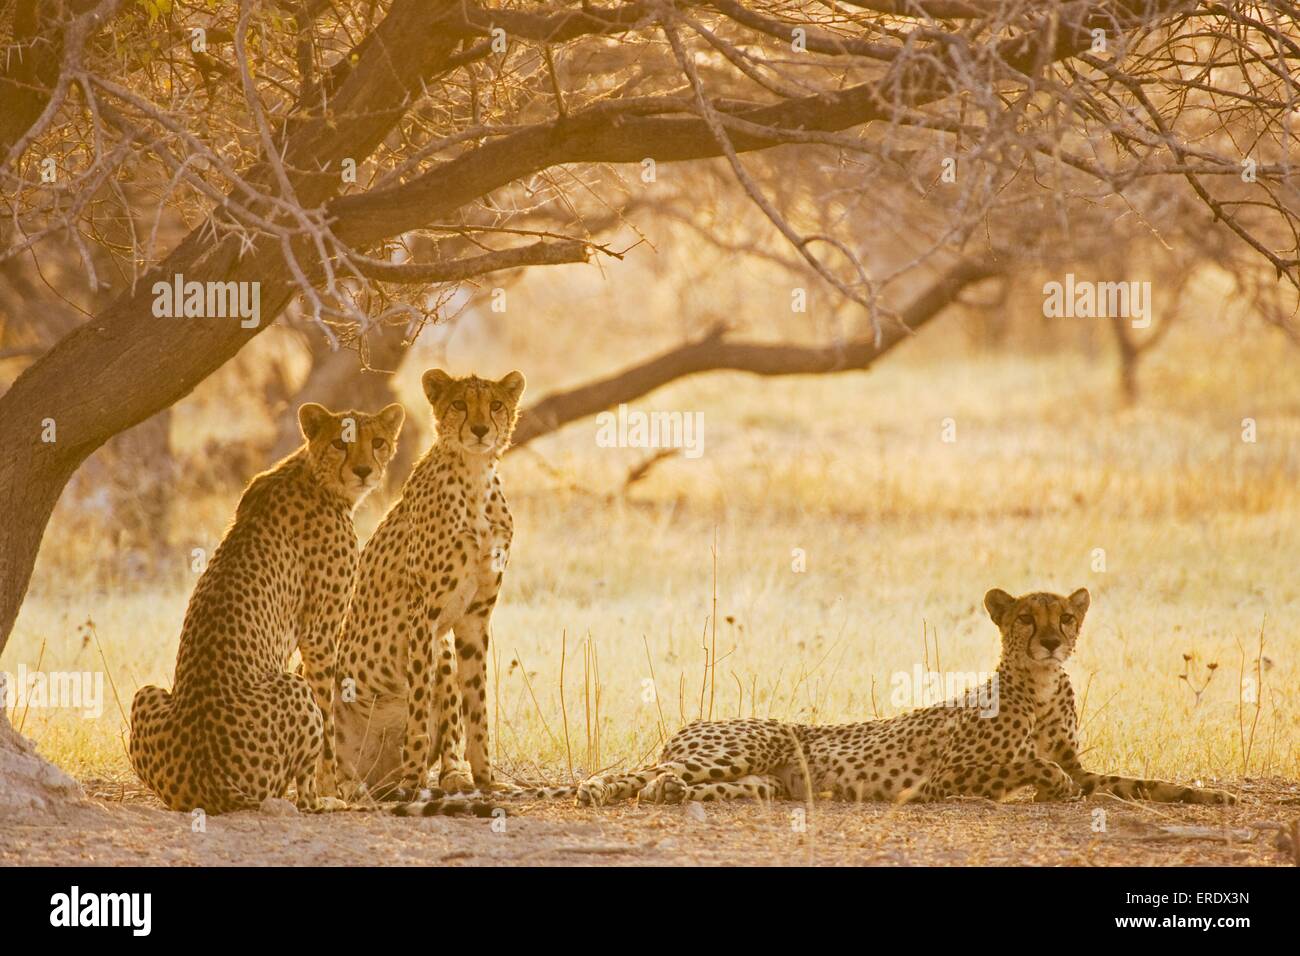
[1060,613,1075,625]
[371,437,388,451]
[331,438,347,450]
[1016,613,1034,626]
[490,400,504,412]
[452,400,467,412]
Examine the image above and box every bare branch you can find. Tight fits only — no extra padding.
[512,258,1001,448]
[349,238,593,284]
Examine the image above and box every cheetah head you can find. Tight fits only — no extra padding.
[422,368,526,457]
[298,402,406,507]
[984,587,1090,670]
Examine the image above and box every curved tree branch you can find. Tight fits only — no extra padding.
[511,258,1001,449]
[351,239,593,284]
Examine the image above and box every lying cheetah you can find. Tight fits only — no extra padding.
[397,587,1233,813]
[129,402,404,813]
[331,369,524,802]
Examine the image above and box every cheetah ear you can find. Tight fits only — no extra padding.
[984,588,1016,627]
[1068,587,1090,618]
[422,368,454,406]
[498,370,526,404]
[298,402,332,440]
[376,402,406,438]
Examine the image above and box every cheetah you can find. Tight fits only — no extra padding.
[128,402,404,813]
[514,588,1235,808]
[330,369,524,802]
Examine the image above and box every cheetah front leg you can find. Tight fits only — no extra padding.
[1037,679,1236,805]
[298,608,345,798]
[397,539,478,795]
[1075,772,1235,804]
[397,588,443,794]
[431,626,473,792]
[915,756,1080,802]
[454,478,513,787]
[453,608,494,788]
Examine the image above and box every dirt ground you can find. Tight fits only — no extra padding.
[1,777,1296,867]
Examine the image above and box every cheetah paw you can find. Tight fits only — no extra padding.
[576,780,610,807]
[439,767,475,794]
[303,796,349,813]
[641,772,686,805]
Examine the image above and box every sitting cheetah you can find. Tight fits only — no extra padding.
[331,369,524,802]
[535,588,1235,808]
[128,402,404,813]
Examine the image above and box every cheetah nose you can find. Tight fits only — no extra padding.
[1040,636,1061,652]
[352,465,372,480]
[470,424,489,439]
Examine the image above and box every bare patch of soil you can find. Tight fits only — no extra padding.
[1,777,1295,866]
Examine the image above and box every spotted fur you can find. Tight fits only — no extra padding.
[456,588,1234,809]
[331,369,525,807]
[128,403,404,813]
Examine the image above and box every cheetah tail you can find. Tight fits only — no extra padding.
[391,797,500,818]
[489,784,582,801]
[387,783,581,816]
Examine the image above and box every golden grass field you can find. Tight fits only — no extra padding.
[5,307,1297,803]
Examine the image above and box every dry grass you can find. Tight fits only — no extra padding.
[4,320,1298,796]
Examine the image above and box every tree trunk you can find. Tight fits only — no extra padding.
[0,709,83,816]
[0,234,299,648]
[1109,315,1141,406]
